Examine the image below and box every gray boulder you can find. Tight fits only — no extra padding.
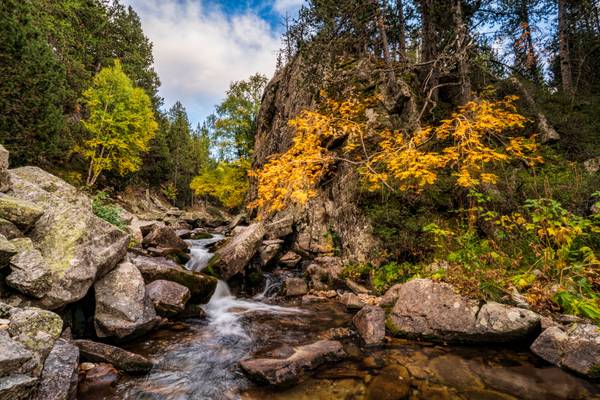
[0,196,43,231]
[8,167,130,310]
[94,262,158,339]
[353,306,385,346]
[33,339,79,400]
[6,250,52,298]
[75,339,154,374]
[0,145,11,192]
[0,333,35,377]
[0,235,17,268]
[240,340,346,386]
[531,324,600,378]
[258,239,282,266]
[0,375,38,400]
[209,223,265,280]
[388,279,540,343]
[380,283,403,307]
[7,307,63,361]
[142,225,188,253]
[130,255,217,303]
[146,280,190,317]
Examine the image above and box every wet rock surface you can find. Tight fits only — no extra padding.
[146,279,190,317]
[210,222,265,280]
[33,338,79,400]
[353,306,385,346]
[240,340,346,386]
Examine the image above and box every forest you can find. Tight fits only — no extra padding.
[0,0,600,399]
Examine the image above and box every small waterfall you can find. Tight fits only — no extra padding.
[184,234,224,272]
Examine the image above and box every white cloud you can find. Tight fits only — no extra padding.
[122,0,281,125]
[273,0,305,15]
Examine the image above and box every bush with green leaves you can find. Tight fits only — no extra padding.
[92,191,126,230]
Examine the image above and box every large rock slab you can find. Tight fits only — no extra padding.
[209,223,265,280]
[0,145,11,192]
[146,280,190,317]
[0,374,38,400]
[94,262,158,339]
[130,255,217,303]
[353,306,385,346]
[240,340,346,387]
[8,167,130,310]
[74,339,154,374]
[0,333,34,377]
[6,250,52,298]
[531,324,600,378]
[0,196,43,231]
[33,339,79,400]
[388,279,540,343]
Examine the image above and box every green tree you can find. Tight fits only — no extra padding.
[0,0,67,165]
[79,60,157,186]
[211,73,268,159]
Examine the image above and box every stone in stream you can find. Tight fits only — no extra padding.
[7,167,130,310]
[284,277,308,296]
[209,222,265,280]
[77,363,119,396]
[531,324,600,378]
[33,339,79,400]
[353,306,385,346]
[339,292,365,310]
[130,254,217,303]
[365,364,411,400]
[387,279,541,343]
[6,250,52,298]
[74,339,154,374]
[240,340,346,387]
[146,280,191,317]
[94,261,159,340]
[0,374,38,400]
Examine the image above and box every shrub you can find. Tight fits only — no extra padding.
[92,191,126,230]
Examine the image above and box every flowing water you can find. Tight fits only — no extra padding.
[98,235,600,400]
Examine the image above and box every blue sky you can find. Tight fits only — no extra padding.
[122,0,304,127]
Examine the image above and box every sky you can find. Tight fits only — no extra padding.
[121,0,304,127]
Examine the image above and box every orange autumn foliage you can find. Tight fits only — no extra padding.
[250,94,542,217]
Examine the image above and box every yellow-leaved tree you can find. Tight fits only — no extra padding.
[78,60,158,186]
[250,94,542,218]
[190,159,250,209]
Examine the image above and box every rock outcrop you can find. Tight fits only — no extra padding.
[94,261,158,339]
[240,340,346,386]
[209,223,265,280]
[388,279,540,343]
[130,255,217,303]
[75,339,154,374]
[8,167,130,310]
[531,324,600,378]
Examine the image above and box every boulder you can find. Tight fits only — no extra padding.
[0,375,38,400]
[0,196,43,231]
[531,324,600,378]
[142,225,188,253]
[380,284,403,307]
[0,235,17,267]
[258,240,282,266]
[279,251,302,268]
[33,339,79,400]
[388,279,540,343]
[9,238,33,253]
[240,340,346,386]
[365,364,411,400]
[339,292,365,310]
[130,255,217,303]
[6,250,52,298]
[7,307,63,362]
[146,280,190,317]
[94,262,158,339]
[265,215,294,239]
[0,219,22,240]
[8,167,130,310]
[353,306,385,346]
[74,339,154,374]
[0,145,11,192]
[209,223,265,280]
[284,277,308,296]
[0,333,35,377]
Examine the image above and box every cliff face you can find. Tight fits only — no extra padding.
[251,56,414,263]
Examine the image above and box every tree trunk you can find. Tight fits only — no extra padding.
[397,0,407,61]
[419,0,438,101]
[373,0,397,84]
[558,0,574,95]
[452,0,472,104]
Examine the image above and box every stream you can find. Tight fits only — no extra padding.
[101,235,600,400]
